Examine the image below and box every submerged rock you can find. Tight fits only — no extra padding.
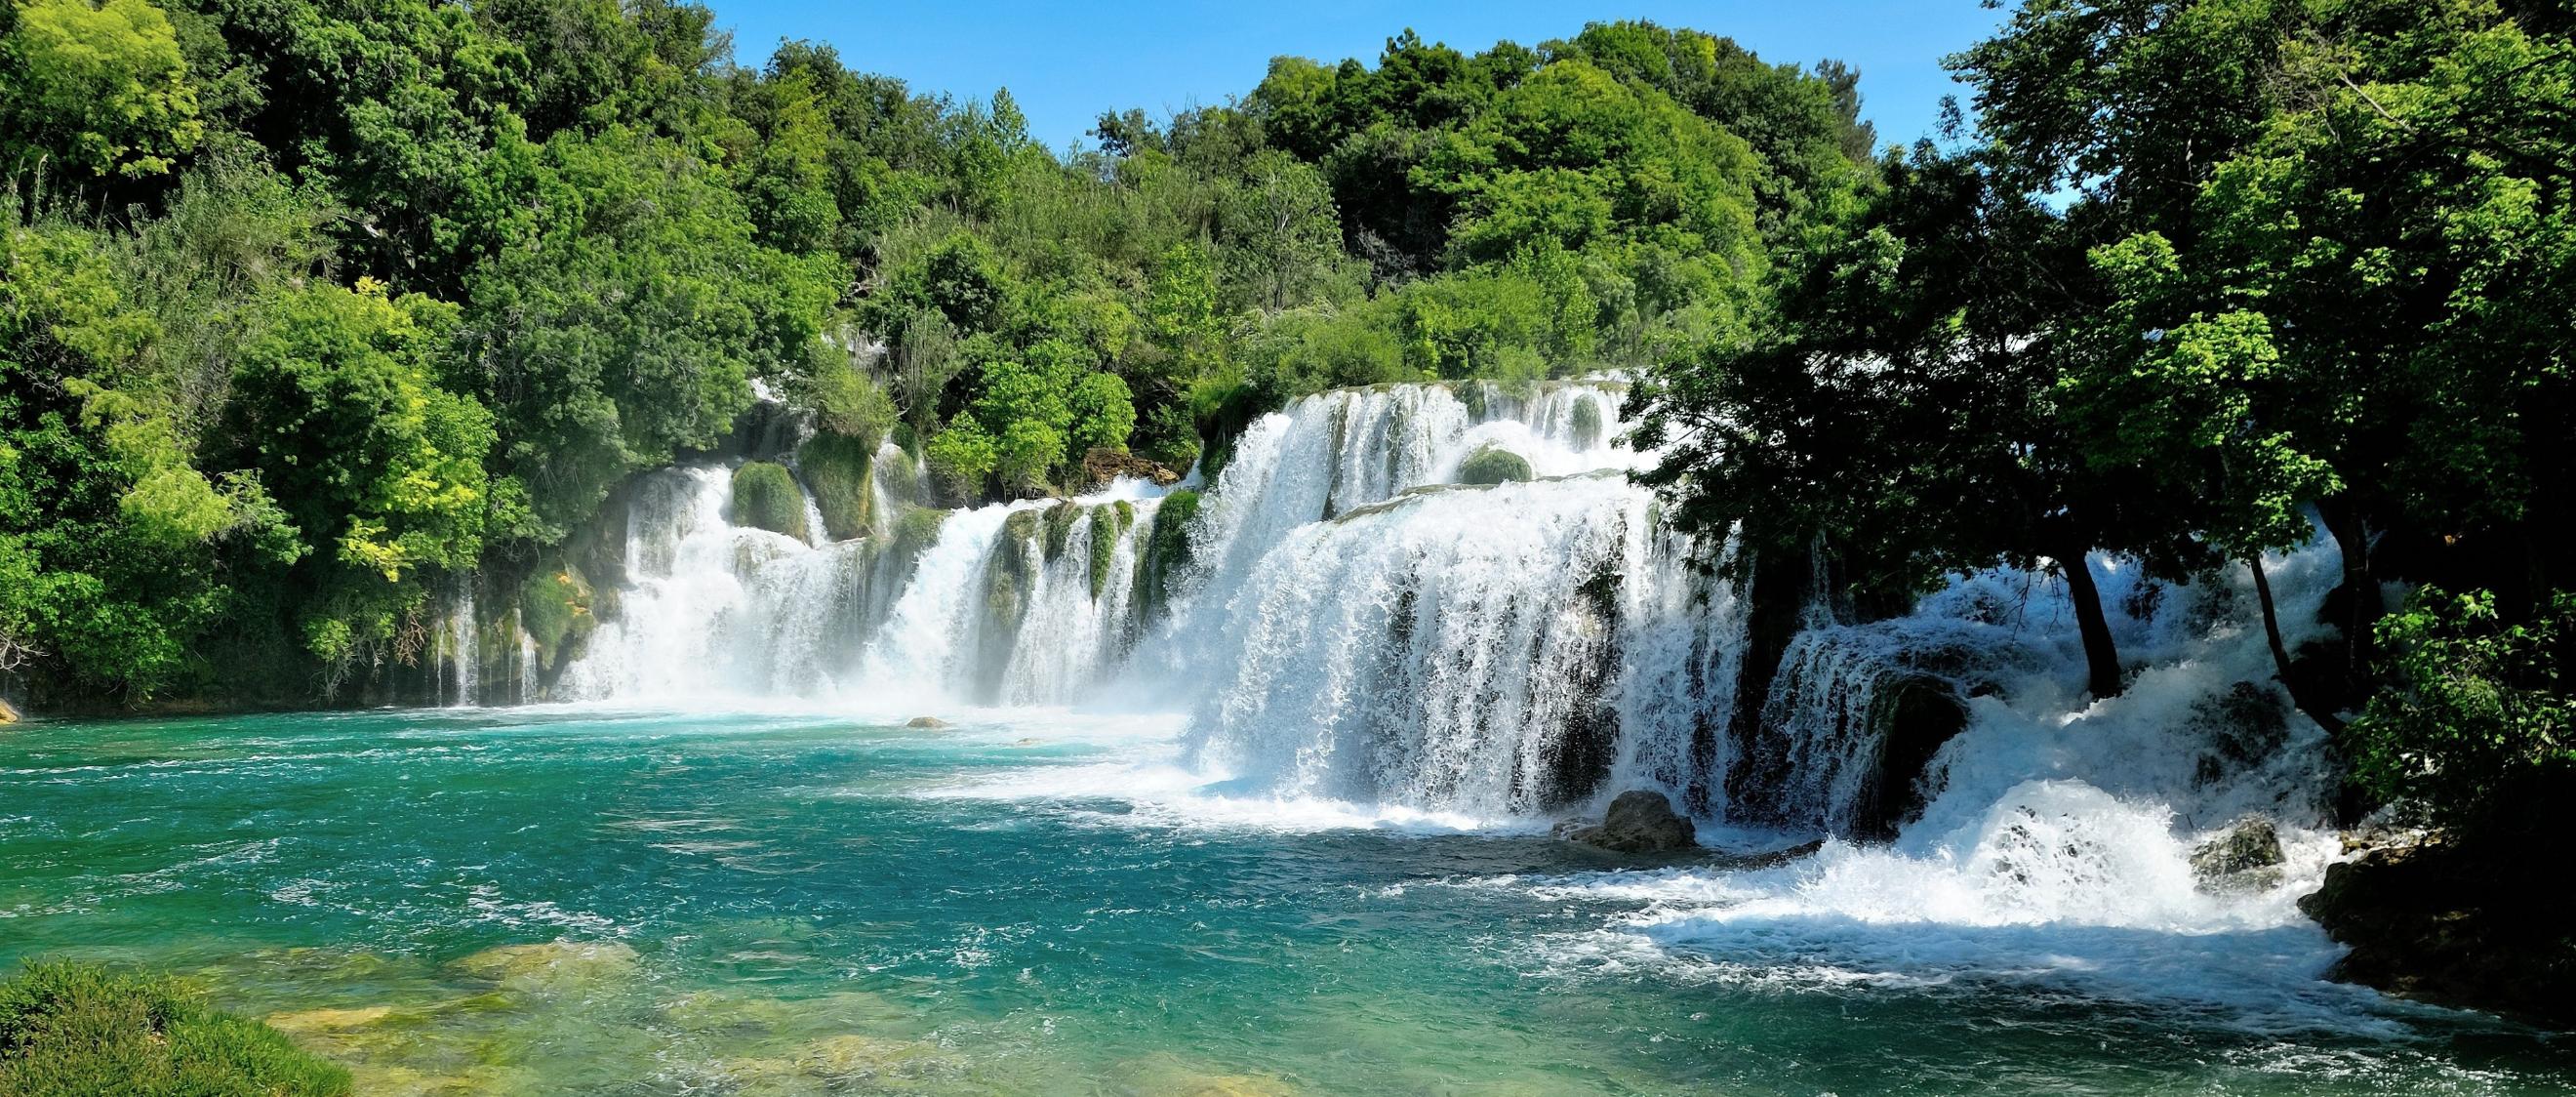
[1563,790,1697,854]
[450,940,639,992]
[1116,1053,1299,1097]
[263,1004,396,1033]
[717,1033,958,1093]
[904,716,951,729]
[2190,816,2286,892]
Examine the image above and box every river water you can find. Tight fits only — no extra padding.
[0,706,2565,1094]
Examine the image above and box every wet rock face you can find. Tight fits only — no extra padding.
[2191,816,2287,893]
[1081,446,1182,490]
[1565,790,1698,854]
[2300,840,2576,1028]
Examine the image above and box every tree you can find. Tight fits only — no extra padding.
[0,0,203,188]
[220,280,494,665]
[1220,150,1343,311]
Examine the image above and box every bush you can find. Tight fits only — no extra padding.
[729,462,809,541]
[0,960,351,1096]
[2353,589,2575,838]
[1457,445,1533,485]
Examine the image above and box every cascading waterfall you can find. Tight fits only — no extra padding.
[489,374,2381,1036]
[552,377,2344,854]
[1172,475,1733,817]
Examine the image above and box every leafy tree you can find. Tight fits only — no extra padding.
[0,0,203,187]
[2354,589,2573,838]
[219,279,494,665]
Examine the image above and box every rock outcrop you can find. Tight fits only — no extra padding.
[729,461,810,541]
[2299,838,2576,1028]
[1563,790,1698,854]
[0,696,18,724]
[2190,816,2286,893]
[904,716,951,729]
[1081,447,1182,490]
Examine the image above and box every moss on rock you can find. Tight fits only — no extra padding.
[1570,394,1604,449]
[518,564,595,670]
[1136,490,1201,618]
[1090,501,1136,599]
[874,445,922,510]
[795,433,875,542]
[986,510,1045,626]
[1042,502,1082,560]
[0,960,352,1096]
[729,462,809,541]
[1457,446,1533,486]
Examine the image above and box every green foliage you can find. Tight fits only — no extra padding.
[728,461,808,541]
[0,0,202,183]
[0,960,350,1096]
[463,133,836,540]
[517,562,592,669]
[1457,445,1532,486]
[2354,589,2574,837]
[0,4,1881,704]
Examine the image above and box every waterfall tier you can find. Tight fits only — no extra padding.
[543,378,2338,840]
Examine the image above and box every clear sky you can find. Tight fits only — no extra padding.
[704,2,2016,154]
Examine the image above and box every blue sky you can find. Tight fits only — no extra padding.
[707,2,2015,154]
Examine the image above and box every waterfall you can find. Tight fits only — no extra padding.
[433,582,478,707]
[548,377,2342,851]
[1173,475,1732,817]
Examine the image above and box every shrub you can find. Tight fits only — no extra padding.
[729,462,808,541]
[0,960,351,1096]
[2353,589,2575,838]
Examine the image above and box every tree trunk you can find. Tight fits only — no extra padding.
[2249,549,2347,735]
[2316,495,2382,677]
[2055,541,2123,700]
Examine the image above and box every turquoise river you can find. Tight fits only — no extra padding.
[0,706,2567,1095]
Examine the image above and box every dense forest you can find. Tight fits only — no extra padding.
[2,0,2570,871]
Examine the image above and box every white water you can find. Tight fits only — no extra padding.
[535,378,2407,1030]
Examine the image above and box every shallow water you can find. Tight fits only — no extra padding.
[2,707,2566,1095]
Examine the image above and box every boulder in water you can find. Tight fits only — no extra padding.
[2300,838,2576,1027]
[0,696,17,724]
[904,716,951,729]
[1456,445,1533,486]
[1081,446,1182,490]
[1564,790,1697,854]
[2190,816,2286,892]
